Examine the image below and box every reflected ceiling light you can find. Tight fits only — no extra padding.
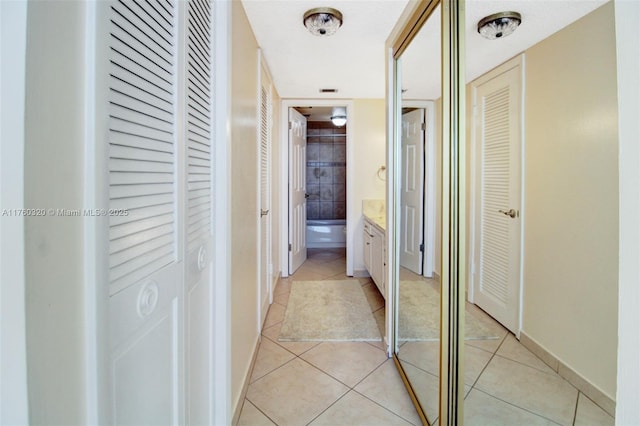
[303,7,343,36]
[330,106,347,127]
[477,11,521,40]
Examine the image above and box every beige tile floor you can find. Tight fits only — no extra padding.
[237,248,615,426]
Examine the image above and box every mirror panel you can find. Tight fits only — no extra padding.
[393,1,617,425]
[394,5,442,424]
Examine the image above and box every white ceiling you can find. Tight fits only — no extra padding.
[241,0,409,99]
[241,0,609,100]
[402,0,609,99]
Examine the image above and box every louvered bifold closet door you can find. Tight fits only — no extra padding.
[107,0,184,424]
[480,85,510,304]
[475,62,522,334]
[260,87,269,217]
[185,0,212,260]
[259,82,271,327]
[108,0,178,295]
[184,0,214,422]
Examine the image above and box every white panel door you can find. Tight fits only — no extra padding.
[289,108,307,274]
[183,0,213,422]
[472,58,522,334]
[107,0,183,423]
[400,109,425,275]
[258,71,272,328]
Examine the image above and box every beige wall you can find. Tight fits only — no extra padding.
[349,99,387,274]
[230,0,262,414]
[523,2,619,398]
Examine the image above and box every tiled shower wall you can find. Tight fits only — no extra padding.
[306,121,346,220]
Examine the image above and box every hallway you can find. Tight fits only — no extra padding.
[238,248,422,425]
[237,249,615,426]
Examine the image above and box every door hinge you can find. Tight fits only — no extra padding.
[420,243,425,252]
[421,122,426,131]
[288,121,292,130]
[288,243,292,251]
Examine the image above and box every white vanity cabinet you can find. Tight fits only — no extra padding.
[363,218,386,299]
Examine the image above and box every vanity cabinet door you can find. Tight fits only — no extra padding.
[370,226,385,295]
[364,223,373,273]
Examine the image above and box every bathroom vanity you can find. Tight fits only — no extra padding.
[363,215,386,299]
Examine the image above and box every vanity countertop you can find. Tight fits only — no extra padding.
[363,198,386,232]
[364,214,386,232]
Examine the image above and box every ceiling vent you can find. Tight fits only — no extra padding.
[319,88,338,93]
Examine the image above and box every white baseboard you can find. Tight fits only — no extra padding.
[232,335,261,425]
[519,331,616,417]
[352,269,370,278]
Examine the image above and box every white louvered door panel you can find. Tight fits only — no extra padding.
[259,79,272,328]
[184,0,213,423]
[473,60,522,334]
[107,0,184,424]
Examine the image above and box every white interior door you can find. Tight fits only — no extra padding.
[184,0,213,422]
[400,109,425,274]
[289,108,307,274]
[106,0,187,423]
[258,68,272,328]
[472,57,523,334]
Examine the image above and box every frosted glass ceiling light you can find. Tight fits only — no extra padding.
[330,107,347,127]
[303,7,343,36]
[478,11,521,40]
[331,115,347,126]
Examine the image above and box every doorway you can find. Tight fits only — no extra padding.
[469,55,523,335]
[281,100,354,277]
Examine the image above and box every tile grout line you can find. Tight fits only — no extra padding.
[470,387,565,426]
[348,360,424,426]
[241,398,279,426]
[572,391,580,426]
[467,332,509,393]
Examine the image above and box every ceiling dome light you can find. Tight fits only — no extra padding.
[477,11,521,40]
[303,7,343,37]
[330,106,347,127]
[331,115,347,126]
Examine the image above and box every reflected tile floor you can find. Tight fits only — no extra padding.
[237,249,614,426]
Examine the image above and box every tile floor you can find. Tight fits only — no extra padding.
[237,248,614,426]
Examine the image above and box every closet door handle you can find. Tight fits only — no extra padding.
[498,209,517,218]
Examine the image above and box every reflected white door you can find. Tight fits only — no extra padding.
[288,108,307,274]
[472,57,522,334]
[400,109,425,275]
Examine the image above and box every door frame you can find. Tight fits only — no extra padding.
[402,101,436,278]
[1,0,29,421]
[279,99,354,277]
[468,55,525,336]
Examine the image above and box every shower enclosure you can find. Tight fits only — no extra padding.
[305,120,347,248]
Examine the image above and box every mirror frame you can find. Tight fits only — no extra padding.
[385,1,466,424]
